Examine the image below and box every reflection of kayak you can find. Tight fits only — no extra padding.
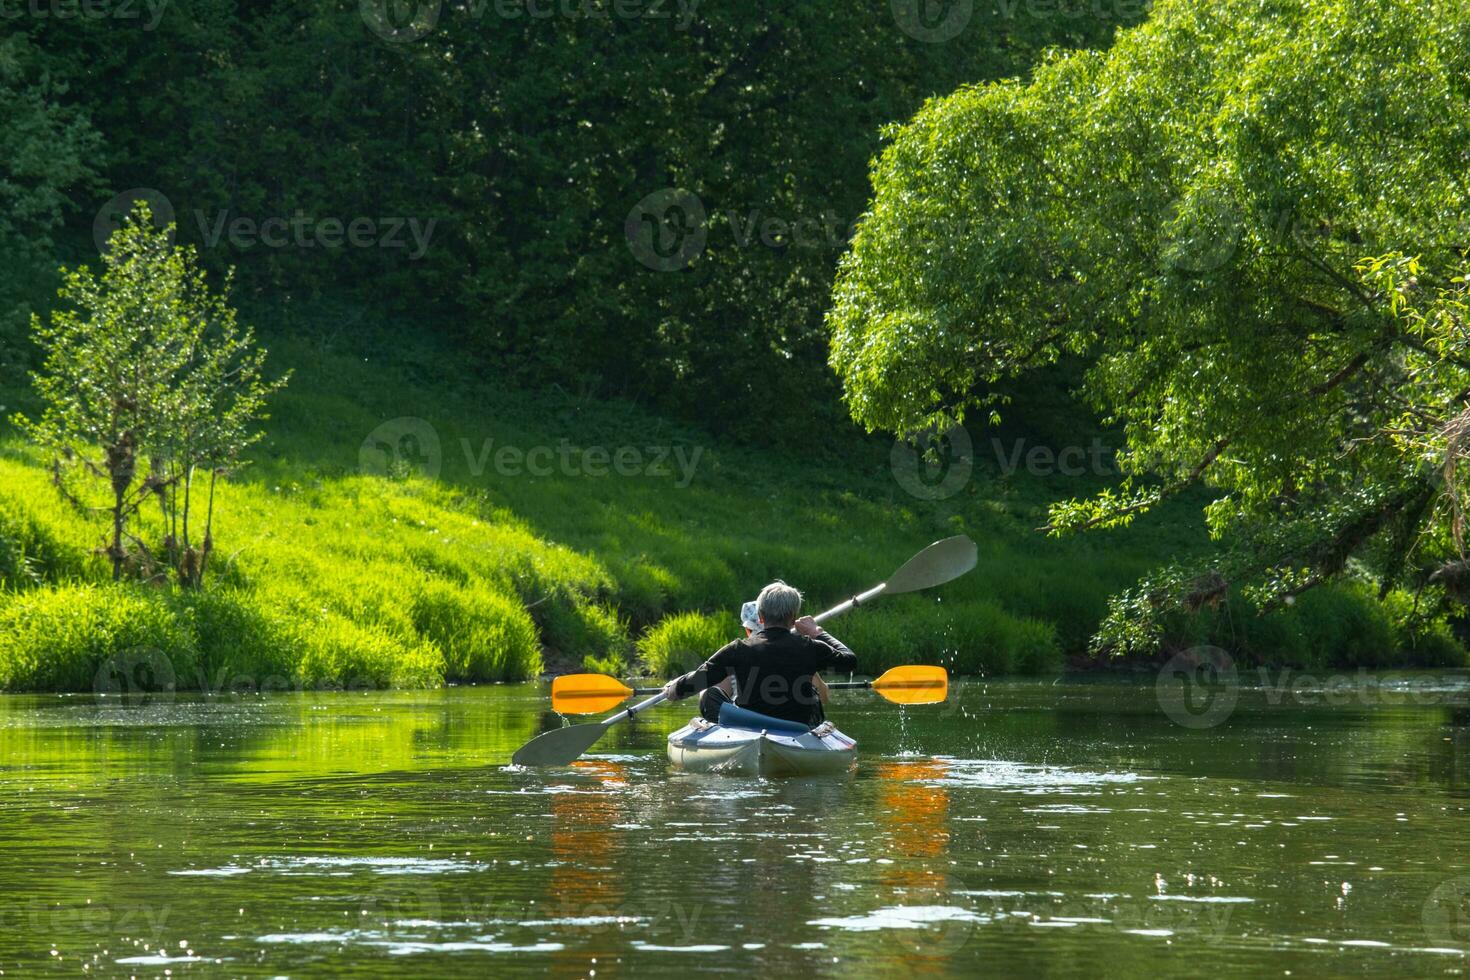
[666,704,857,776]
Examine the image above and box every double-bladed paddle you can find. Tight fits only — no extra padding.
[549,664,950,715]
[509,534,977,767]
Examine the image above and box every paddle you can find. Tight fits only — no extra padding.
[510,534,977,767]
[550,664,950,715]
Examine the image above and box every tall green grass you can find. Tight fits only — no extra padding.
[412,578,541,682]
[638,612,739,677]
[0,584,198,692]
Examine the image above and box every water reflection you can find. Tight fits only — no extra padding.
[548,759,630,975]
[873,759,973,970]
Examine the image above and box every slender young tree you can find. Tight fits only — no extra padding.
[18,201,288,586]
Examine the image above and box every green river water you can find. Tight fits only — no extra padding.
[2,674,1470,977]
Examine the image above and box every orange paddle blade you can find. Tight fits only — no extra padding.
[870,665,949,705]
[550,673,635,715]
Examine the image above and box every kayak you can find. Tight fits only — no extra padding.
[666,704,857,776]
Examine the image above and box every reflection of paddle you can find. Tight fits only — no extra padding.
[550,664,950,715]
[510,534,977,767]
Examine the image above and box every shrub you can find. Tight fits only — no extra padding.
[1283,585,1395,668]
[0,583,198,692]
[169,587,296,692]
[411,578,542,682]
[637,611,738,677]
[840,598,1060,676]
[292,612,444,690]
[538,599,629,667]
[1379,588,1466,668]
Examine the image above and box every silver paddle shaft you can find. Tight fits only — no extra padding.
[812,583,886,624]
[602,691,667,725]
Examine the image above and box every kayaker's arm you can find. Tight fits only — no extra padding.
[795,617,857,673]
[662,643,739,701]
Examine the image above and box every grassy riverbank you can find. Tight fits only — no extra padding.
[0,311,1461,694]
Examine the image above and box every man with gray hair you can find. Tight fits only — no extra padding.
[662,580,856,727]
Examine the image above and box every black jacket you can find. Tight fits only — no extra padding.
[672,625,857,726]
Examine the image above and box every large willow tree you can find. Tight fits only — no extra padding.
[828,0,1470,652]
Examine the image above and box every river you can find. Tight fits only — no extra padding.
[1,673,1468,976]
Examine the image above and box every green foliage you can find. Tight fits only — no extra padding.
[15,3,1138,446]
[0,32,100,358]
[412,578,542,683]
[0,494,87,587]
[1142,578,1466,670]
[291,613,444,691]
[828,0,1470,650]
[170,586,295,690]
[0,584,197,692]
[637,612,738,678]
[0,311,1460,693]
[838,598,1060,676]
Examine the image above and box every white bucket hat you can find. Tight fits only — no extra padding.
[740,600,761,631]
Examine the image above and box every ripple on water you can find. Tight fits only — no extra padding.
[256,931,564,955]
[808,906,988,931]
[170,855,483,877]
[630,942,733,952]
[918,758,1151,794]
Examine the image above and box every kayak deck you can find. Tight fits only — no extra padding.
[666,717,857,776]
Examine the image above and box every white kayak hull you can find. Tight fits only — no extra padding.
[666,718,857,776]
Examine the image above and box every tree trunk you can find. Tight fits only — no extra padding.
[110,488,124,582]
[105,432,136,581]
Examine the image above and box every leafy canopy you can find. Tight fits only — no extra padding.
[828,0,1470,651]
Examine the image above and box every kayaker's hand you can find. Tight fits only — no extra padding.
[662,680,681,701]
[793,616,821,637]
